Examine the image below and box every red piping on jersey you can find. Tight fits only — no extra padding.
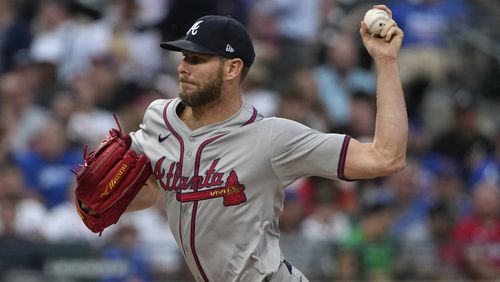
[337,135,352,181]
[163,100,187,257]
[241,107,257,126]
[190,134,227,282]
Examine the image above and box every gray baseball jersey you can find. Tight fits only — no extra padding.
[130,98,350,282]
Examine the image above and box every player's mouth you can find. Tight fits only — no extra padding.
[179,81,197,93]
[179,82,196,92]
[179,77,196,85]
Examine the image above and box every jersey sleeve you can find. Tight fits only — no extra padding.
[130,99,169,154]
[269,118,351,186]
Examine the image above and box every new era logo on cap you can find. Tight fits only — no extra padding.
[160,15,255,67]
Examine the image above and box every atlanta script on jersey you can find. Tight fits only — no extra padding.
[130,98,350,282]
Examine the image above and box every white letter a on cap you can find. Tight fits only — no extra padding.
[187,20,203,36]
[226,44,234,53]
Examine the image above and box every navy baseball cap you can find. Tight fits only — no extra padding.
[160,15,255,67]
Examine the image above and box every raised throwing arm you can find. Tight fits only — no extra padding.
[343,5,408,179]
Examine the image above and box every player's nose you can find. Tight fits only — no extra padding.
[177,60,189,75]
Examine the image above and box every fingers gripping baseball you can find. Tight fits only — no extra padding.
[380,20,396,40]
[360,5,404,61]
[374,4,392,18]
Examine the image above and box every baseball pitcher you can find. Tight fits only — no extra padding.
[75,5,406,282]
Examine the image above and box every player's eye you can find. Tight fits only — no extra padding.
[183,55,207,65]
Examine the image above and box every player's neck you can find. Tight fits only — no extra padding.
[180,91,242,131]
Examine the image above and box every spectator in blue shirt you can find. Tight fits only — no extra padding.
[102,225,152,282]
[14,117,82,209]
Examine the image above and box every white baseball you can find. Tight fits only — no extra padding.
[363,8,389,35]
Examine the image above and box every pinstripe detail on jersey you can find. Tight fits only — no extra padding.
[190,133,227,282]
[242,107,257,126]
[337,135,352,181]
[163,100,188,258]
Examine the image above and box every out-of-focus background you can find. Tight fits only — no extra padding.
[0,0,498,281]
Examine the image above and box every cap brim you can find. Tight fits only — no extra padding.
[160,40,218,55]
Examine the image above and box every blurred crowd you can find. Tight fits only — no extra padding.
[0,0,498,281]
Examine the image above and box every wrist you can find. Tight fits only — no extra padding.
[374,56,398,65]
[374,58,399,73]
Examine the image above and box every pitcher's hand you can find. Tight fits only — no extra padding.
[360,5,404,63]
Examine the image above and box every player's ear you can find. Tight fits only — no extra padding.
[223,58,244,81]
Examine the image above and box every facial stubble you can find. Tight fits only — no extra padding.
[179,63,224,107]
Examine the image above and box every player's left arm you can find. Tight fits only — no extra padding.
[343,5,408,179]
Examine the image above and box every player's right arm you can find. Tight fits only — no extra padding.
[343,5,407,180]
[126,177,162,212]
